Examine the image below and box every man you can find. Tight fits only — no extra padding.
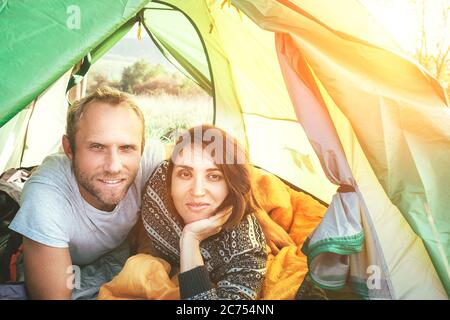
[9,87,165,299]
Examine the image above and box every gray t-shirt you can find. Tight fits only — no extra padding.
[9,140,164,266]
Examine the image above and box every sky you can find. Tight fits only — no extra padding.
[360,0,449,56]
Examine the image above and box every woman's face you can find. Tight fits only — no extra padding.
[171,146,229,224]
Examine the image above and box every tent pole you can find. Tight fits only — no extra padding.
[18,99,37,167]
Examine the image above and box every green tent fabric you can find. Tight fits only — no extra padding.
[0,0,148,127]
[0,0,448,299]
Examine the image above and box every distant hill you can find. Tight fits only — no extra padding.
[104,37,171,65]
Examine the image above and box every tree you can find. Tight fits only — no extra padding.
[411,0,449,86]
[362,0,449,97]
[120,60,154,93]
[86,71,109,94]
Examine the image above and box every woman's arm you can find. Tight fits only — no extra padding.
[179,235,217,300]
[179,233,203,272]
[178,211,231,299]
[179,211,231,273]
[210,214,267,300]
[178,214,268,300]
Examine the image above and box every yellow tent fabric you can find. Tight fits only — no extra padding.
[149,0,448,298]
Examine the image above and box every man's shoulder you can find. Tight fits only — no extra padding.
[39,152,70,169]
[22,153,73,200]
[28,153,71,184]
[142,139,165,162]
[139,139,165,182]
[10,155,74,247]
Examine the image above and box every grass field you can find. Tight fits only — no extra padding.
[87,34,213,143]
[134,94,213,142]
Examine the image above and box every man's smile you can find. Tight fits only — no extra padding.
[97,178,127,187]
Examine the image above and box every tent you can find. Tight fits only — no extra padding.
[0,0,448,299]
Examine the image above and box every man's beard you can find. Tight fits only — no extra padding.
[72,159,137,210]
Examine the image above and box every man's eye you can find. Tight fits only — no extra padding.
[91,144,104,150]
[121,145,134,151]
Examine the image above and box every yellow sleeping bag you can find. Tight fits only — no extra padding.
[98,168,326,300]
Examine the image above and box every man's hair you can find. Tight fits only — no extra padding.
[167,124,263,229]
[66,86,145,152]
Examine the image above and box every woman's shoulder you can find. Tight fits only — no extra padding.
[201,213,267,282]
[204,213,267,254]
[143,160,170,194]
[148,160,170,182]
[230,213,266,245]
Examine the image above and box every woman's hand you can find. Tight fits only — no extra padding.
[181,208,232,243]
[179,208,232,273]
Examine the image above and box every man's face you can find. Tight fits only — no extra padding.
[67,102,143,212]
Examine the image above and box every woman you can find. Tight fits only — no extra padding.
[141,125,267,300]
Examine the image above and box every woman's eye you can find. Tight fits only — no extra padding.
[208,174,222,181]
[177,170,191,179]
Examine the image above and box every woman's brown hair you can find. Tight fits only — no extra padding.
[167,124,262,229]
